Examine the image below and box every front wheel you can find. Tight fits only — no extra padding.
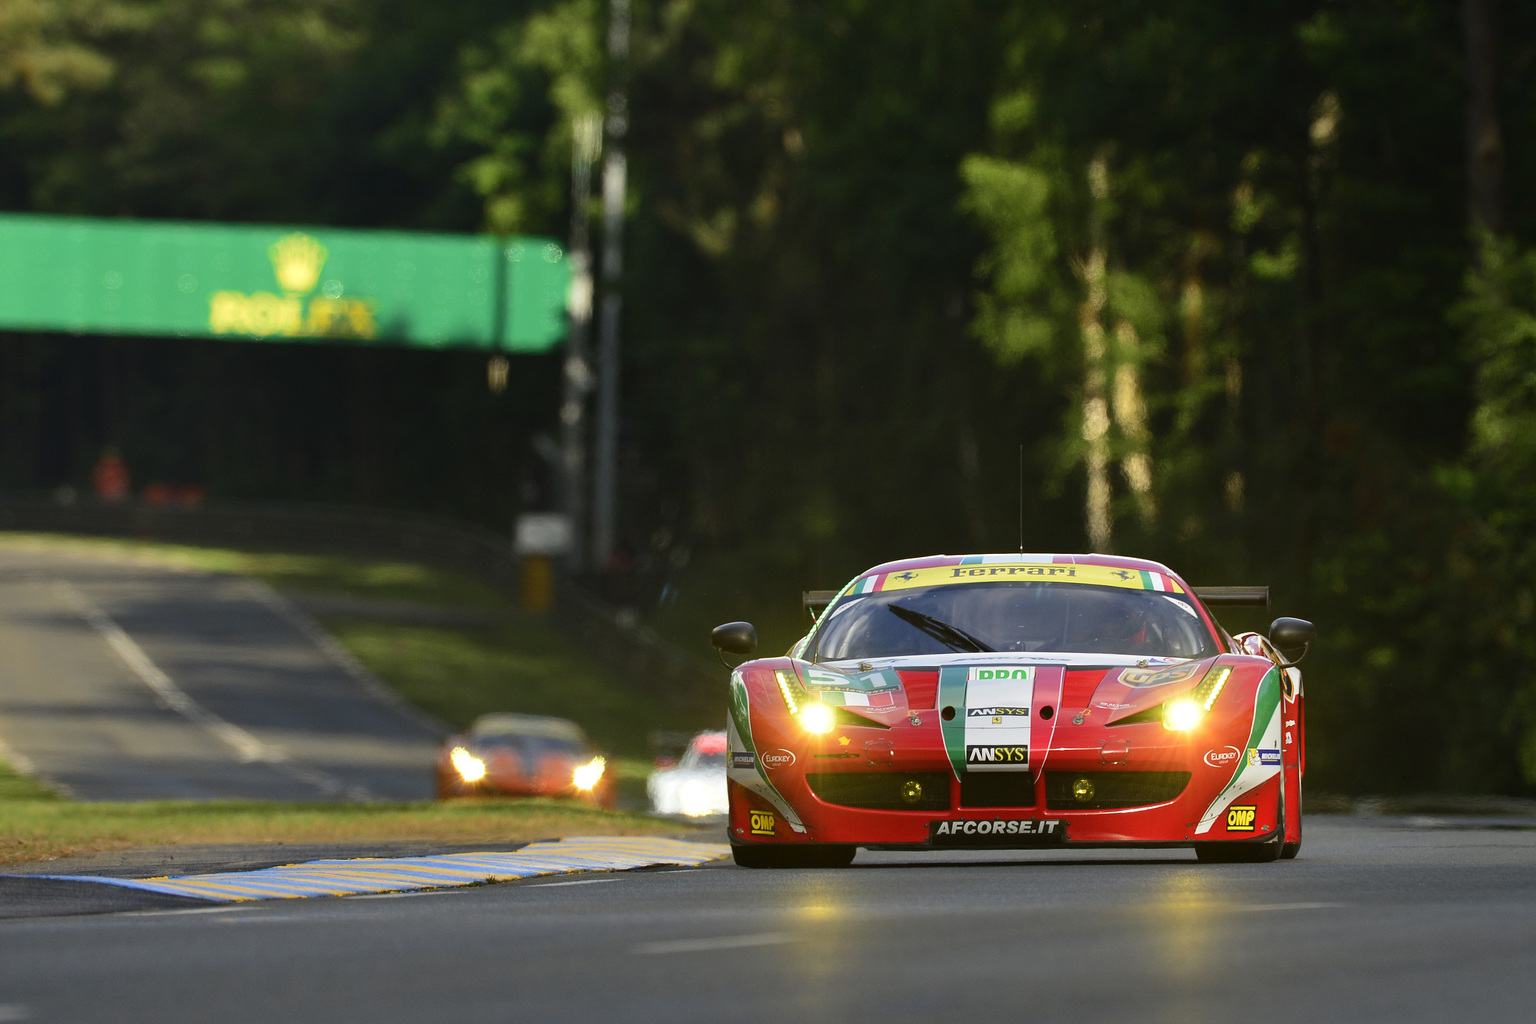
[1194,838,1282,863]
[731,844,857,869]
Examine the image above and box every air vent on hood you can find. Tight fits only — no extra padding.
[897,669,940,709]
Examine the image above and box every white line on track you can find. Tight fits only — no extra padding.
[1236,902,1345,912]
[527,877,620,888]
[348,890,470,900]
[122,905,250,918]
[53,581,371,800]
[634,932,793,955]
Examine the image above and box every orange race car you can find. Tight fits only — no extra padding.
[436,713,614,807]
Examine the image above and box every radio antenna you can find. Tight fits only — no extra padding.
[1018,443,1025,554]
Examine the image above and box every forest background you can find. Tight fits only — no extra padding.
[3,0,1536,797]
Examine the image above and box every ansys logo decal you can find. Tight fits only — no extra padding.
[966,744,1028,765]
[209,233,377,339]
[967,706,1030,718]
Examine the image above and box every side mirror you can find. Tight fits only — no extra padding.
[1268,617,1316,664]
[711,621,759,656]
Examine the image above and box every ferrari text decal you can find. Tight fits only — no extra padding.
[847,563,1186,595]
[1226,805,1257,831]
[749,809,776,835]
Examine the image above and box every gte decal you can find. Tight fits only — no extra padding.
[967,706,1030,717]
[966,745,1028,765]
[749,809,776,836]
[1226,805,1257,832]
[730,751,756,770]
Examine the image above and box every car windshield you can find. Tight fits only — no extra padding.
[470,733,585,759]
[680,750,728,771]
[812,581,1217,661]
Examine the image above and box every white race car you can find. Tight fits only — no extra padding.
[648,731,729,817]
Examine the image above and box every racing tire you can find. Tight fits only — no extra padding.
[1194,837,1282,863]
[1281,778,1302,859]
[731,844,857,869]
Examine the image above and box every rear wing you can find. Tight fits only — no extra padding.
[1192,586,1269,607]
[803,590,838,621]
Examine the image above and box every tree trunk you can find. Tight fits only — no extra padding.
[1463,0,1505,238]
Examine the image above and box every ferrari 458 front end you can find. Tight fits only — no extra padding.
[719,555,1311,867]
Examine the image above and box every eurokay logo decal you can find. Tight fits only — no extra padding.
[760,748,796,770]
[1204,745,1241,768]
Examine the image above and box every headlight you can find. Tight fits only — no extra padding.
[450,746,486,782]
[1162,700,1203,731]
[797,702,836,734]
[1161,665,1233,731]
[678,779,714,817]
[572,756,606,791]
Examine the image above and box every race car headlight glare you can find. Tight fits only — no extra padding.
[1162,699,1203,731]
[1160,666,1232,731]
[572,756,606,791]
[797,702,836,734]
[450,746,486,782]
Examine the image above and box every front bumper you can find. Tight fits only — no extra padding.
[728,719,1284,849]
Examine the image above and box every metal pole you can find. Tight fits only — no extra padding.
[561,114,602,574]
[592,0,629,570]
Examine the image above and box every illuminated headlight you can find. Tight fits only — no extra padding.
[678,780,714,817]
[797,702,836,734]
[1162,699,1203,731]
[1162,665,1232,731]
[450,746,486,782]
[572,756,606,791]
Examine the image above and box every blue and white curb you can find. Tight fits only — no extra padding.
[32,836,729,902]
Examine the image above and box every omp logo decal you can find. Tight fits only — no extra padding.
[966,744,1028,764]
[760,749,796,770]
[1204,746,1241,768]
[1247,747,1281,766]
[730,751,756,770]
[967,706,1030,717]
[1226,805,1257,831]
[932,819,1061,836]
[749,809,776,836]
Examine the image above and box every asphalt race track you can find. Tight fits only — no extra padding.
[0,543,440,800]
[0,817,1531,1023]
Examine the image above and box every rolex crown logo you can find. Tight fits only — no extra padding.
[269,233,328,294]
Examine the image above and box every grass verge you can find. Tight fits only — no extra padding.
[0,798,702,865]
[0,532,505,607]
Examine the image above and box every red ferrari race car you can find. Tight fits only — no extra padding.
[436,713,614,807]
[713,553,1313,868]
